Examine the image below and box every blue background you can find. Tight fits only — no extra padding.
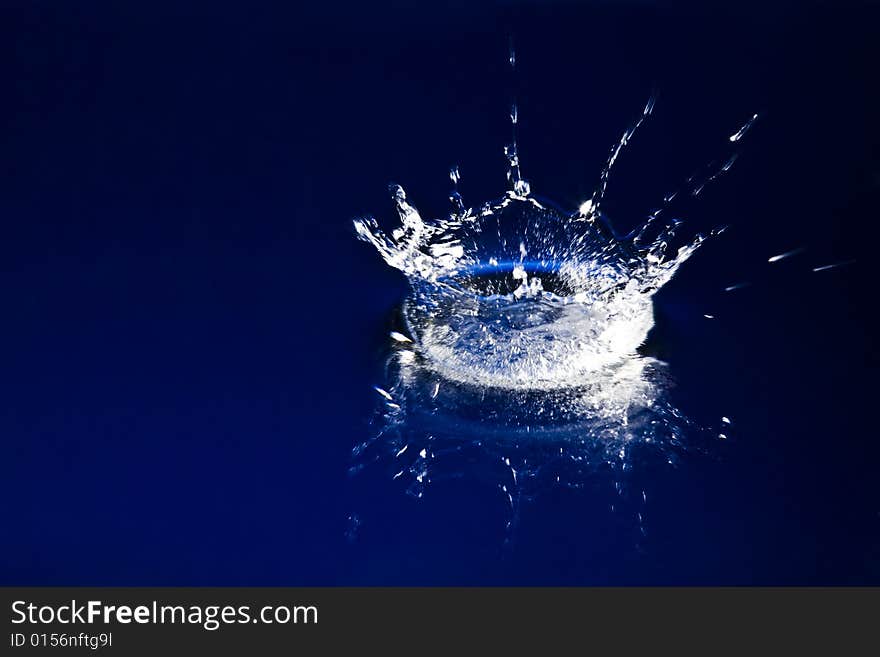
[1,0,878,584]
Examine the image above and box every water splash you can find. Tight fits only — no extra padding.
[352,78,749,527]
[354,146,716,390]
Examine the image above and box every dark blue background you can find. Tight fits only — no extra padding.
[1,0,878,584]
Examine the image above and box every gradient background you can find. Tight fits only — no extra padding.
[1,0,878,584]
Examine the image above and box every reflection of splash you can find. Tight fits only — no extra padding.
[351,82,750,525]
[350,334,711,533]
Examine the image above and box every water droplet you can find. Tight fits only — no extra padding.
[730,113,759,142]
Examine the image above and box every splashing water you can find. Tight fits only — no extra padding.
[354,98,718,392]
[355,188,711,391]
[352,59,750,522]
